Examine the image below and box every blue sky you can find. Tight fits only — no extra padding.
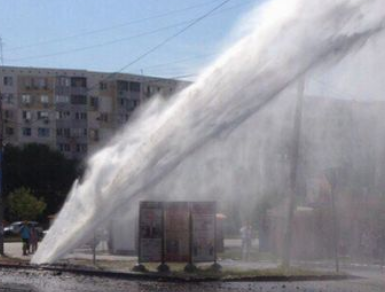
[0,0,262,79]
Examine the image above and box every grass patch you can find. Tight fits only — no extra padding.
[218,248,279,262]
[0,255,29,265]
[3,236,22,243]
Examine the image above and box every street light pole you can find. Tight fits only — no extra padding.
[330,182,339,273]
[282,78,305,269]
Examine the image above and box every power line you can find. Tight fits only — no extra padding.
[137,52,217,72]
[1,0,228,134]
[6,1,251,63]
[88,0,233,92]
[7,21,192,63]
[6,0,227,52]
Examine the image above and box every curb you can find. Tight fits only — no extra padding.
[0,263,360,283]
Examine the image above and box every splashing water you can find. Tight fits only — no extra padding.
[32,0,385,264]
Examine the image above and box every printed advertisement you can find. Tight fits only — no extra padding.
[139,202,163,262]
[191,202,216,262]
[164,202,190,262]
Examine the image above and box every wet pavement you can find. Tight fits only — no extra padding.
[1,267,385,292]
[2,242,385,291]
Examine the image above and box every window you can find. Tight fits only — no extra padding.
[4,110,13,119]
[117,80,129,91]
[5,127,14,135]
[76,143,87,153]
[22,111,32,120]
[22,127,32,136]
[118,114,129,124]
[41,95,49,103]
[56,77,70,87]
[90,96,99,110]
[71,77,87,88]
[126,99,139,111]
[71,128,87,137]
[56,111,70,119]
[30,78,47,89]
[38,127,50,137]
[99,82,108,90]
[73,128,80,137]
[75,112,87,120]
[57,128,70,137]
[90,129,99,141]
[24,78,32,89]
[37,78,47,88]
[129,81,141,92]
[98,113,109,122]
[21,94,31,104]
[58,143,70,152]
[38,111,49,119]
[63,128,70,137]
[3,76,13,86]
[3,93,14,104]
[55,95,70,103]
[71,95,87,105]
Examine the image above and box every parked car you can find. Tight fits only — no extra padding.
[3,221,43,238]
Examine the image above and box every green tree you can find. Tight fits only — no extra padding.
[8,187,47,221]
[3,143,81,220]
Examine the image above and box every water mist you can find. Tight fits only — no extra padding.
[33,0,385,264]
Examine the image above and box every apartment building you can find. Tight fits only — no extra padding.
[0,66,187,160]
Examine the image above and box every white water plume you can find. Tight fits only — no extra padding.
[33,0,385,264]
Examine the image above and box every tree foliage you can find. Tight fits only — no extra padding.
[3,143,81,220]
[8,187,47,221]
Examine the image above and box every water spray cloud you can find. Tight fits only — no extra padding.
[33,0,385,264]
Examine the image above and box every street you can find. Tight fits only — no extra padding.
[0,267,384,292]
[1,241,385,292]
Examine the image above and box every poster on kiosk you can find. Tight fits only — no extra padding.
[190,202,216,262]
[138,202,163,262]
[164,202,190,262]
[138,201,217,264]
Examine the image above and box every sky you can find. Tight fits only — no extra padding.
[0,0,262,79]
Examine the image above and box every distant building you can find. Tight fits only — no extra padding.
[0,66,188,160]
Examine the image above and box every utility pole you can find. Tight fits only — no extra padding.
[326,168,340,273]
[282,78,305,269]
[0,36,4,255]
[0,88,3,256]
[0,37,4,65]
[330,180,339,272]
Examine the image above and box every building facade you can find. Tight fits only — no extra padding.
[0,66,187,160]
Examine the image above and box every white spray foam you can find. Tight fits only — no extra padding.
[32,0,385,264]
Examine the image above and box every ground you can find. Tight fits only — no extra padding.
[0,268,384,292]
[1,240,384,291]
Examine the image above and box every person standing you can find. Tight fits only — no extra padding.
[20,221,30,256]
[240,222,253,261]
[29,226,38,254]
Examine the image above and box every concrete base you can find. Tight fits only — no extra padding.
[157,263,170,273]
[132,264,147,273]
[184,263,198,273]
[210,262,222,272]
